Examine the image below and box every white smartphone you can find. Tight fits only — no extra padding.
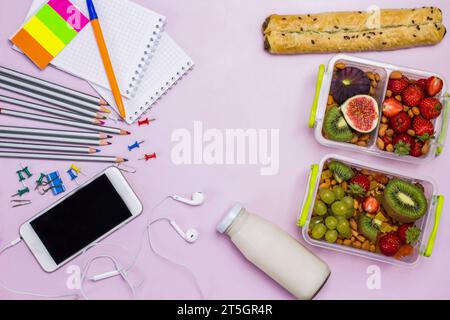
[20,167,143,272]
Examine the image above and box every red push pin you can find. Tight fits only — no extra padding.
[139,153,157,161]
[138,118,155,126]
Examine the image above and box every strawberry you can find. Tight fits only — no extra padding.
[382,97,403,118]
[397,224,421,244]
[387,77,409,95]
[348,174,370,197]
[402,84,424,107]
[416,79,428,94]
[413,116,434,141]
[410,140,423,157]
[392,133,415,156]
[426,76,443,97]
[378,233,402,256]
[419,97,442,120]
[390,112,411,133]
[381,135,393,146]
[362,196,379,213]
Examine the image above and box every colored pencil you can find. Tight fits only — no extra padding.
[0,151,126,163]
[0,108,130,135]
[0,95,103,125]
[87,0,126,118]
[0,125,110,140]
[0,132,110,146]
[0,65,109,107]
[0,81,105,119]
[0,141,100,154]
[0,74,109,113]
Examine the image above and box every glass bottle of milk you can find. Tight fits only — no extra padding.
[217,203,330,300]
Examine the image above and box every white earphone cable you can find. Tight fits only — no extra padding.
[0,238,79,299]
[145,217,205,299]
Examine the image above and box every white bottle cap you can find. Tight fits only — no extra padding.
[216,203,244,234]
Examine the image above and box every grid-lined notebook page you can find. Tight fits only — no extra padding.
[25,0,166,98]
[92,32,194,124]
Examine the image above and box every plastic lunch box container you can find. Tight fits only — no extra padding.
[297,154,444,267]
[308,54,450,163]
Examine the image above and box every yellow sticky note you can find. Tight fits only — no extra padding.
[23,16,65,57]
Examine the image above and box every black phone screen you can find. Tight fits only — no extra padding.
[30,174,132,264]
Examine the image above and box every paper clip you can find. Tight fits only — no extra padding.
[139,153,157,161]
[115,163,137,174]
[11,199,32,208]
[12,187,30,198]
[128,140,145,152]
[138,118,155,126]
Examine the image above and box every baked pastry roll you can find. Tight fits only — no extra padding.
[263,7,446,54]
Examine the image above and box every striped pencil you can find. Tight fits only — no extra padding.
[0,74,109,113]
[0,81,105,119]
[0,108,129,135]
[0,65,109,107]
[0,95,103,125]
[0,141,100,154]
[0,151,126,163]
[0,132,110,146]
[0,125,111,140]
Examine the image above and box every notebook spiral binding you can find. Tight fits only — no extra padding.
[131,63,195,123]
[126,17,166,98]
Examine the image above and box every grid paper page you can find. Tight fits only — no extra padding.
[25,0,166,98]
[92,32,194,124]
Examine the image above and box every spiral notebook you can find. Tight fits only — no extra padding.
[92,32,194,124]
[22,0,166,98]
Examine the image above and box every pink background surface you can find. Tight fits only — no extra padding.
[1,0,450,299]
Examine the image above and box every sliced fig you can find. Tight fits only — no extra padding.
[330,67,371,105]
[341,95,379,133]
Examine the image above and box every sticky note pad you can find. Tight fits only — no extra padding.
[10,0,89,69]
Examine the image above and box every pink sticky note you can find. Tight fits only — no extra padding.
[48,0,89,32]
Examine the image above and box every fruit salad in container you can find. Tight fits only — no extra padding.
[378,71,446,158]
[309,54,449,163]
[297,154,444,267]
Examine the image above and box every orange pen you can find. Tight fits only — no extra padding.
[87,0,126,119]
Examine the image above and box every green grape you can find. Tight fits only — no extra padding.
[325,216,338,230]
[337,219,351,238]
[313,200,328,216]
[310,216,324,227]
[311,223,327,240]
[331,201,347,216]
[332,185,345,200]
[325,230,338,243]
[342,196,354,209]
[319,188,335,205]
[345,206,354,219]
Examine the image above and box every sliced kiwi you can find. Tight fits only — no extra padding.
[328,161,355,183]
[358,214,379,243]
[382,179,428,223]
[323,106,353,142]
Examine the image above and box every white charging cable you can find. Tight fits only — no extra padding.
[0,238,79,299]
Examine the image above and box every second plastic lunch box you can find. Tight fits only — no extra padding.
[297,154,444,267]
[308,54,450,163]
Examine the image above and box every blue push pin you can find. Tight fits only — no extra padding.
[128,140,145,152]
[67,168,78,181]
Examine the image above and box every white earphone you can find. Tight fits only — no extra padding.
[169,220,199,243]
[170,192,204,206]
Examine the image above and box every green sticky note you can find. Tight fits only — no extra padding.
[35,4,77,45]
